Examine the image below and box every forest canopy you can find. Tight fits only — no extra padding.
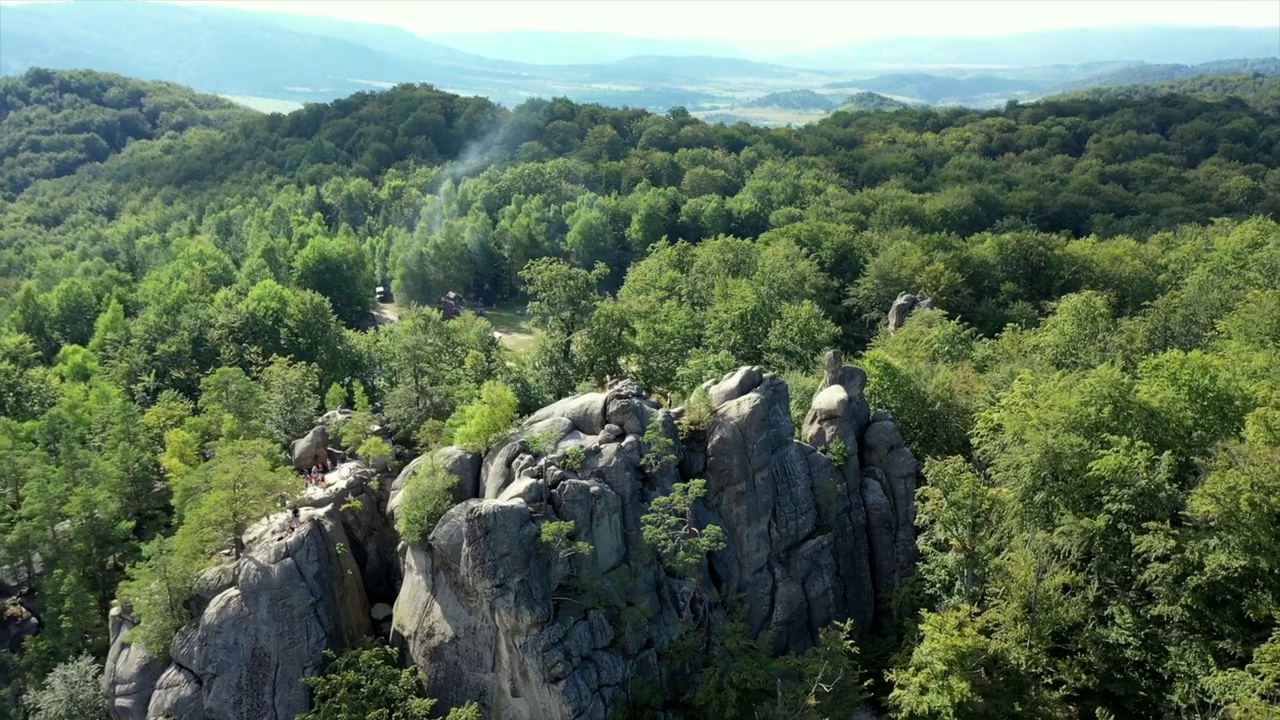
[1,67,1279,719]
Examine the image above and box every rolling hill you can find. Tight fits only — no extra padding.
[1051,57,1280,93]
[742,90,837,111]
[839,92,912,111]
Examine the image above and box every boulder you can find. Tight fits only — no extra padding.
[289,426,330,471]
[104,363,921,720]
[318,409,354,428]
[887,292,939,333]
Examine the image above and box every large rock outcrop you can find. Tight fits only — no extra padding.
[887,293,938,333]
[393,364,921,719]
[103,466,390,720]
[288,425,331,471]
[104,360,920,720]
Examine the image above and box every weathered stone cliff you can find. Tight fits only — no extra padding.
[391,356,920,720]
[104,357,920,720]
[103,465,390,720]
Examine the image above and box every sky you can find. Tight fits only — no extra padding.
[154,0,1279,54]
[2,0,1276,56]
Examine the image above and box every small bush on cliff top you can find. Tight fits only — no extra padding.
[678,386,715,440]
[395,458,458,545]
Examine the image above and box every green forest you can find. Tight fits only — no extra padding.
[2,67,1279,719]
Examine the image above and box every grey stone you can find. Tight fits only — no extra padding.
[598,423,623,444]
[288,426,330,471]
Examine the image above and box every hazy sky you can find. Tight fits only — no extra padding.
[157,0,1279,54]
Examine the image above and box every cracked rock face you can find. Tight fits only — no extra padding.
[393,364,921,719]
[103,467,386,720]
[104,362,920,720]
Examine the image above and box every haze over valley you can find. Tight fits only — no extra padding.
[2,1,1278,125]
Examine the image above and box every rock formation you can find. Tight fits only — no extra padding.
[392,361,920,720]
[103,359,920,720]
[887,292,938,333]
[288,425,331,471]
[103,465,391,720]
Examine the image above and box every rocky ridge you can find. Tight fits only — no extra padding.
[103,464,393,720]
[103,355,921,720]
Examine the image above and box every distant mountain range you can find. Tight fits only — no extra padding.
[423,31,753,65]
[1,2,1276,121]
[780,25,1280,69]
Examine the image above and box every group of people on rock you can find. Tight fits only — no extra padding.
[303,461,331,487]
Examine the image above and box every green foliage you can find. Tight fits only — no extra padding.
[299,644,479,720]
[640,414,677,476]
[2,65,1280,714]
[523,428,562,457]
[444,381,517,453]
[118,537,199,658]
[375,308,501,440]
[562,445,586,472]
[677,386,715,440]
[683,618,868,720]
[340,381,376,452]
[293,232,374,327]
[21,653,109,720]
[539,520,594,559]
[413,418,446,452]
[394,457,458,545]
[324,382,348,412]
[822,436,850,467]
[519,259,610,400]
[356,436,391,466]
[260,356,321,444]
[641,479,726,577]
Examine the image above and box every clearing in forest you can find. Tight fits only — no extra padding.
[485,302,537,353]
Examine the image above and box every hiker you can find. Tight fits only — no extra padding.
[286,505,301,534]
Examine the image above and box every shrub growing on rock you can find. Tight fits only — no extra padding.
[563,445,586,471]
[524,428,562,456]
[394,458,458,544]
[678,386,715,440]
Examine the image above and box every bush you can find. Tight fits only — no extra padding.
[823,436,850,467]
[299,643,480,720]
[678,386,715,440]
[563,445,586,471]
[445,381,518,453]
[357,436,392,465]
[641,415,677,475]
[781,369,822,434]
[23,654,109,720]
[524,428,562,456]
[540,520,593,558]
[395,458,458,544]
[414,418,445,452]
[324,382,348,412]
